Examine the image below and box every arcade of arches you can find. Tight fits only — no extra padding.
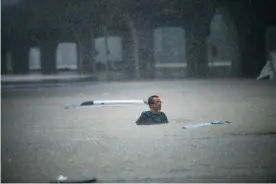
[2,1,275,79]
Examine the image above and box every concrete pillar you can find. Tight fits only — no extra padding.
[41,40,57,74]
[77,27,94,74]
[122,31,135,79]
[1,44,8,74]
[186,27,209,77]
[138,26,155,79]
[183,0,215,78]
[124,14,140,79]
[125,14,155,79]
[237,13,265,78]
[223,0,265,78]
[11,41,30,74]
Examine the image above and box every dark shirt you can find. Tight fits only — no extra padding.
[136,111,169,125]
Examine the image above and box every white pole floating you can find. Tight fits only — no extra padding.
[182,120,232,129]
[65,99,148,109]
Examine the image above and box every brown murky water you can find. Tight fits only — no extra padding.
[2,79,276,182]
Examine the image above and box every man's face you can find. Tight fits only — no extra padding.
[152,97,162,111]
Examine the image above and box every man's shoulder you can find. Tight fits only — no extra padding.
[142,111,167,115]
[159,111,167,116]
[141,111,152,116]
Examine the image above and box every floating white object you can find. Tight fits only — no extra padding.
[57,175,67,183]
[182,120,232,129]
[257,60,275,80]
[65,99,147,109]
[86,100,146,105]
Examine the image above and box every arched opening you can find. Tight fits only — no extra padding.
[56,42,77,72]
[207,6,240,77]
[154,26,187,78]
[28,47,41,73]
[94,36,124,79]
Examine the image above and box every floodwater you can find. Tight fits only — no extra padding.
[2,79,276,182]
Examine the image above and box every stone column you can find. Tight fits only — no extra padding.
[76,27,94,74]
[122,30,135,79]
[124,14,140,79]
[237,10,265,77]
[186,26,209,78]
[11,39,30,74]
[41,39,57,74]
[183,0,215,78]
[223,0,265,78]
[1,44,8,74]
[138,25,155,79]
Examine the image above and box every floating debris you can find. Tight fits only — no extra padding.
[57,175,68,183]
[52,176,97,183]
[182,120,232,129]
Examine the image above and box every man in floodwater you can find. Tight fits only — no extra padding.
[136,95,169,125]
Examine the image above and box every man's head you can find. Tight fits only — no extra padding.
[148,95,162,113]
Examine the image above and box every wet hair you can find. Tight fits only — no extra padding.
[148,95,159,107]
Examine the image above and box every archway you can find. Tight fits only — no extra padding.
[94,36,124,80]
[207,6,240,77]
[29,47,41,73]
[56,42,77,72]
[94,36,123,71]
[154,26,186,78]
